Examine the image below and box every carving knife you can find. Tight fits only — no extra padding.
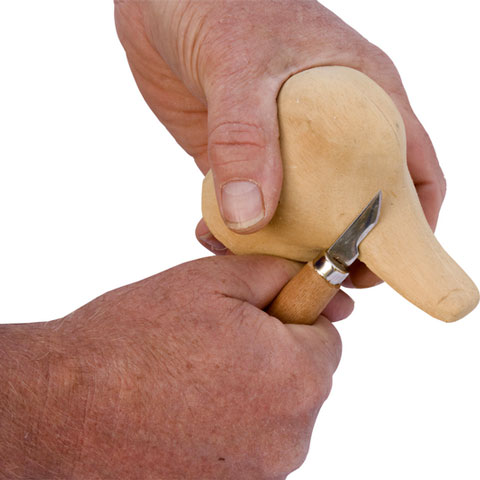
[267,191,382,324]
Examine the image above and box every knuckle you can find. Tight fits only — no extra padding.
[321,323,343,369]
[222,299,256,331]
[208,122,266,168]
[260,440,310,479]
[439,175,447,199]
[433,180,447,209]
[301,360,335,411]
[362,44,404,91]
[367,44,397,71]
[271,340,333,413]
[289,329,340,406]
[159,259,224,311]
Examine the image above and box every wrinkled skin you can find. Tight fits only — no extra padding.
[0,256,346,479]
[115,0,446,286]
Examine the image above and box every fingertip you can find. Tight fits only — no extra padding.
[348,260,383,289]
[195,218,210,238]
[321,290,355,322]
[219,179,267,233]
[207,95,283,234]
[195,218,229,255]
[215,171,282,234]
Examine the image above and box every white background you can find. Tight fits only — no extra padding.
[0,1,478,479]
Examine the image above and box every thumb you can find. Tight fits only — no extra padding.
[207,79,283,233]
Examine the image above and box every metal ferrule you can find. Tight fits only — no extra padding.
[313,254,349,286]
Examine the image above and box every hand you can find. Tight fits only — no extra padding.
[114,0,446,286]
[0,255,351,479]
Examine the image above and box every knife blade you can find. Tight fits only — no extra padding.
[267,191,382,324]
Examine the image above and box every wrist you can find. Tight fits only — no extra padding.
[0,321,92,478]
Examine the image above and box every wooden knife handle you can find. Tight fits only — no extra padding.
[267,261,339,325]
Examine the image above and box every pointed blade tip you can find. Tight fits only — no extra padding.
[371,190,382,225]
[326,190,383,268]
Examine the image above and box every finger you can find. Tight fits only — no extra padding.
[361,56,446,231]
[321,289,355,322]
[375,75,447,231]
[201,255,302,309]
[201,255,354,320]
[195,218,229,255]
[347,260,384,289]
[206,78,283,234]
[286,315,342,376]
[402,112,447,231]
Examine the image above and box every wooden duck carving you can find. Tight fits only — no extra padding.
[202,66,479,322]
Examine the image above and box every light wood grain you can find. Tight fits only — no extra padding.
[267,261,338,325]
[202,66,479,322]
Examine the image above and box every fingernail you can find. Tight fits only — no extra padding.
[198,232,228,254]
[221,181,265,231]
